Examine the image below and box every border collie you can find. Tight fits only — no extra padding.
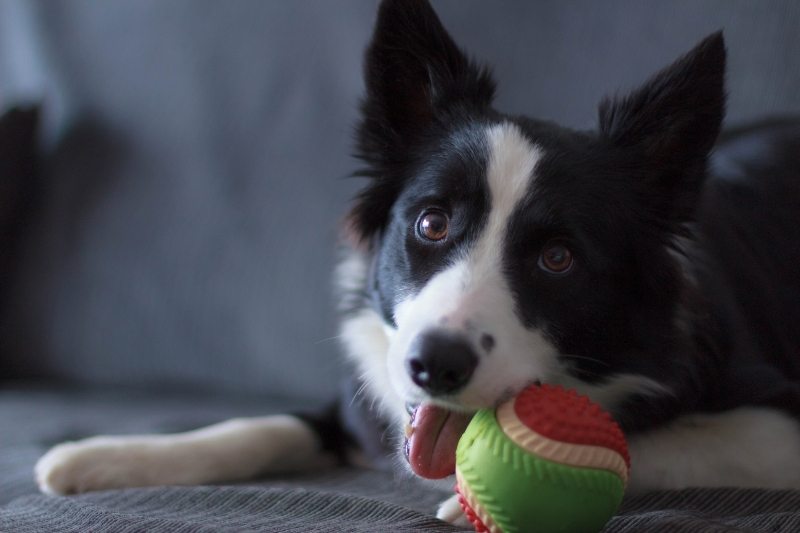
[35,0,800,525]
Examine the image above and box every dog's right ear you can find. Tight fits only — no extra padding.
[349,0,495,244]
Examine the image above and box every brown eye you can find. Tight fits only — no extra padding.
[416,210,449,242]
[538,241,574,274]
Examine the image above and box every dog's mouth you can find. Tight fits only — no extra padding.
[403,402,473,479]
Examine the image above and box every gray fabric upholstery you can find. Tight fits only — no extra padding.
[6,484,800,533]
[1,0,799,397]
[1,487,466,533]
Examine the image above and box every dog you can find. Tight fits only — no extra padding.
[35,0,800,525]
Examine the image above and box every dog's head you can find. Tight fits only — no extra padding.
[345,0,725,478]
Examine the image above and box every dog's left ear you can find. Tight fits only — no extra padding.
[361,0,495,146]
[599,32,725,219]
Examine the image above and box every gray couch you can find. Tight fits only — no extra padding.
[1,1,800,531]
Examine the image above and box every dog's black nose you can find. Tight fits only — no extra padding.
[406,331,478,396]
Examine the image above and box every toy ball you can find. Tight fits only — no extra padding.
[455,384,630,533]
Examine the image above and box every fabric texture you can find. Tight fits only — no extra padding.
[4,476,800,532]
[3,387,800,532]
[1,487,463,533]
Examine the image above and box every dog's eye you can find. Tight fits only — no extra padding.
[416,210,449,242]
[538,241,574,274]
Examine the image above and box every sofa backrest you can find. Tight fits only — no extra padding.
[1,0,798,402]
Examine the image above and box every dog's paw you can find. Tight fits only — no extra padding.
[35,436,156,495]
[436,494,470,526]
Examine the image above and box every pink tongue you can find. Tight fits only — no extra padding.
[406,404,473,479]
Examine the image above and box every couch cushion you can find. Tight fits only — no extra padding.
[3,387,800,532]
[2,485,464,533]
[5,475,800,532]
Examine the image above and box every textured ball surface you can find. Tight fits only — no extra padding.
[455,384,629,533]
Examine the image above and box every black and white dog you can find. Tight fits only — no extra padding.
[36,0,800,524]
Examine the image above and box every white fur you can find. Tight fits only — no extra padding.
[558,372,673,412]
[436,493,472,526]
[335,249,407,426]
[628,407,800,492]
[387,122,560,411]
[341,307,406,425]
[36,415,330,495]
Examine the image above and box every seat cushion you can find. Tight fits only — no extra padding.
[3,386,800,532]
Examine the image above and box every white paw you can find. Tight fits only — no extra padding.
[436,494,470,526]
[35,436,157,495]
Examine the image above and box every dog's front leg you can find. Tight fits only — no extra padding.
[36,415,335,495]
[436,493,471,526]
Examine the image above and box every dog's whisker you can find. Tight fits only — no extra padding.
[349,379,370,407]
[313,335,344,345]
[559,353,611,367]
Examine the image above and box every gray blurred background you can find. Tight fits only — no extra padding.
[1,0,799,405]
